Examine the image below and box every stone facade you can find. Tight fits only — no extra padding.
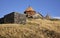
[24,6,36,18]
[0,12,26,24]
[0,18,4,24]
[4,12,14,23]
[33,13,43,19]
[24,6,44,19]
[14,12,26,24]
[24,11,36,17]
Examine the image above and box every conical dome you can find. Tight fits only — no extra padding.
[25,6,34,11]
[24,6,36,18]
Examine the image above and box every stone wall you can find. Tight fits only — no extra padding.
[0,18,4,24]
[4,12,14,23]
[14,12,26,24]
[0,12,26,24]
[24,11,36,18]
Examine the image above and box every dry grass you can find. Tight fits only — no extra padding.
[0,19,60,38]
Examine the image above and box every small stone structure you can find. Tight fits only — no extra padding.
[24,6,44,19]
[24,6,36,18]
[0,12,26,24]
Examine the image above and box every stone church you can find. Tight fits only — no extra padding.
[24,6,43,18]
[0,6,50,24]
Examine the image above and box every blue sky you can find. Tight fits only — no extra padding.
[0,0,60,18]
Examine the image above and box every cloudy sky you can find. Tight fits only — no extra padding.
[0,0,60,18]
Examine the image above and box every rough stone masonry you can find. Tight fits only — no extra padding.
[0,12,26,24]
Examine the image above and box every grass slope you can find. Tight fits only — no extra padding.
[0,19,60,38]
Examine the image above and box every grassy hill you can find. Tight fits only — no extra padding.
[0,19,60,38]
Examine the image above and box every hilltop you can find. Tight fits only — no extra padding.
[0,19,60,38]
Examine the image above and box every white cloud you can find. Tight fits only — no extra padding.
[53,17,60,19]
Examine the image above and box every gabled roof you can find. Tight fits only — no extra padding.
[38,12,44,17]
